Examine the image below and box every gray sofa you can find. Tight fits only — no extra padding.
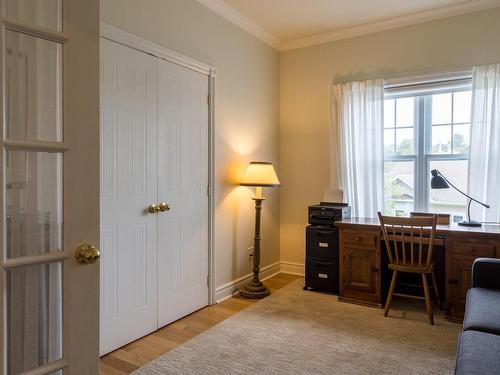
[455,258,500,374]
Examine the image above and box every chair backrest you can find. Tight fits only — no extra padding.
[377,212,438,267]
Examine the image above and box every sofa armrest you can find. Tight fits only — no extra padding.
[472,258,500,289]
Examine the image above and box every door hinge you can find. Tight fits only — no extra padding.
[207,275,210,287]
[207,185,211,197]
[207,94,211,106]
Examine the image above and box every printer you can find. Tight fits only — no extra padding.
[308,202,351,227]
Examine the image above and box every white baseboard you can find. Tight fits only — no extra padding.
[215,261,281,303]
[280,261,305,276]
[214,260,306,303]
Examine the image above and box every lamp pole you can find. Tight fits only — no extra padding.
[240,187,270,298]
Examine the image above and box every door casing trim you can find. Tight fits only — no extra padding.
[99,22,217,305]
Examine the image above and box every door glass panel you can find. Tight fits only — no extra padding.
[7,262,63,374]
[5,30,62,141]
[6,151,62,258]
[4,0,62,31]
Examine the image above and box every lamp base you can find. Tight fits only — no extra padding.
[240,280,270,299]
[458,220,482,227]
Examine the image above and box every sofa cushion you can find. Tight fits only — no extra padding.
[455,330,500,375]
[463,288,500,335]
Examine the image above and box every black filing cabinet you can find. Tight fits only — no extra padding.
[304,225,340,293]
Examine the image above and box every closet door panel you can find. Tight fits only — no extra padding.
[157,60,209,327]
[100,38,158,355]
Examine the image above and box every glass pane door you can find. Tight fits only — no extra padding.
[1,1,67,373]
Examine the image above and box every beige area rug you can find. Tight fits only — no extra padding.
[134,279,461,374]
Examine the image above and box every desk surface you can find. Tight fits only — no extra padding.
[336,217,500,237]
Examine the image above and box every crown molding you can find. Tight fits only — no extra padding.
[281,0,500,51]
[100,22,215,76]
[196,0,281,50]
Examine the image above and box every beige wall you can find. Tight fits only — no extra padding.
[280,9,500,268]
[100,0,280,290]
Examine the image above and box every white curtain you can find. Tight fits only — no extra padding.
[332,79,385,218]
[469,64,500,222]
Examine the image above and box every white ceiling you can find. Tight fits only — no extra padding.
[197,0,500,50]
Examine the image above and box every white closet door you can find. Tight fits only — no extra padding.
[100,38,158,355]
[157,60,209,327]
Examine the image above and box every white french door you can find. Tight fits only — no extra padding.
[1,0,100,374]
[100,38,209,355]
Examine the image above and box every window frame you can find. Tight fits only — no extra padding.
[383,83,472,217]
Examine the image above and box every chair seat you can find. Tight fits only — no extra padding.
[388,262,434,273]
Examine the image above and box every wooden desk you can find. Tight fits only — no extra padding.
[336,217,500,321]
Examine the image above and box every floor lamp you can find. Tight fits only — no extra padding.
[240,162,280,299]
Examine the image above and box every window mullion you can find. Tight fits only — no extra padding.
[415,96,426,211]
[451,92,455,154]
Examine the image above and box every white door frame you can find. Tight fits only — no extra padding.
[99,23,217,305]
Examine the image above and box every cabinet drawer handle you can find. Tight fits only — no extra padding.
[448,279,459,285]
[371,267,379,273]
[316,230,336,236]
[468,247,475,253]
[355,237,362,242]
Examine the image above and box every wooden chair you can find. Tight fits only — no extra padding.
[377,212,441,325]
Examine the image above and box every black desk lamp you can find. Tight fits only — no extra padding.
[430,169,490,227]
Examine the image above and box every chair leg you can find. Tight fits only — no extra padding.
[431,271,442,310]
[422,273,434,325]
[384,270,398,317]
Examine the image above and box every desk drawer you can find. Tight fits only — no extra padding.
[451,242,496,257]
[341,230,378,247]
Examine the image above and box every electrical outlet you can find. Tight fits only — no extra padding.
[247,247,254,260]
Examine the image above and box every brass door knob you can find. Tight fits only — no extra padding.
[148,204,159,214]
[158,203,171,212]
[75,244,100,264]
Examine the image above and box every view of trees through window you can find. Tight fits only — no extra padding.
[383,89,471,220]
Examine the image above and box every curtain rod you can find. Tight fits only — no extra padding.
[332,67,474,87]
[384,78,472,93]
[384,69,472,89]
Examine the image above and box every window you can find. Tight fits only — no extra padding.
[383,81,472,220]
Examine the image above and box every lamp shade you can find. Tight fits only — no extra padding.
[240,162,280,187]
[430,169,450,189]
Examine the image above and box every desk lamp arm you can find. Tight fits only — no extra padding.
[436,170,490,222]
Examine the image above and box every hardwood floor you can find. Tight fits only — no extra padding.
[100,273,302,374]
